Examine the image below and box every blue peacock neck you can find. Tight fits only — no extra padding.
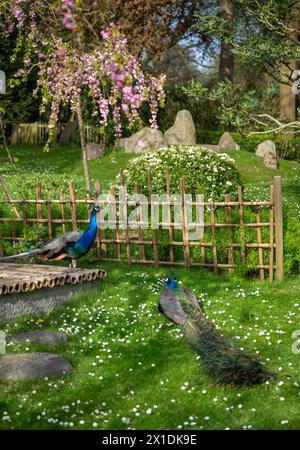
[78,209,98,248]
[166,279,177,289]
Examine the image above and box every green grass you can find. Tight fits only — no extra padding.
[0,144,135,193]
[0,144,300,429]
[1,263,300,430]
[225,149,300,219]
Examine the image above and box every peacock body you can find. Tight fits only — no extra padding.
[159,276,273,387]
[0,205,101,267]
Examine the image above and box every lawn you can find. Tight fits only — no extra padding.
[0,144,300,430]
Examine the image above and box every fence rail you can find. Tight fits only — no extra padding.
[0,175,284,281]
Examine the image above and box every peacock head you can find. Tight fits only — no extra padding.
[163,273,177,289]
[89,204,101,214]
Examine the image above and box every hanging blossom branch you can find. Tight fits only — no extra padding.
[2,1,166,146]
[36,28,166,145]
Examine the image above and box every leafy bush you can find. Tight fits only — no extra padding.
[119,145,242,199]
[197,130,224,145]
[284,218,300,276]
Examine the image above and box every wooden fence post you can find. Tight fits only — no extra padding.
[0,176,20,219]
[36,183,42,224]
[69,179,77,231]
[269,185,274,282]
[274,176,284,280]
[180,177,190,268]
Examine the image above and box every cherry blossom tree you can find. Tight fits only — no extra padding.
[0,0,165,191]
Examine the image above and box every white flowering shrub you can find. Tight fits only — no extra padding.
[120,145,242,198]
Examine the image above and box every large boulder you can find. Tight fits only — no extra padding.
[218,132,240,151]
[0,352,73,381]
[86,143,105,160]
[255,139,276,157]
[255,140,278,169]
[117,127,166,153]
[164,110,196,145]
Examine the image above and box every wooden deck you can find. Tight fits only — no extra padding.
[0,263,107,295]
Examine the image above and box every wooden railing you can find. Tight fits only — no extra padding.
[0,175,284,281]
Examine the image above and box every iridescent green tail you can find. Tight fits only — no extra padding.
[184,310,273,387]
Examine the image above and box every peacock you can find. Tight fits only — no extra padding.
[0,204,101,268]
[158,275,273,387]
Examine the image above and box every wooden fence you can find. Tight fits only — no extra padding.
[9,122,99,145]
[0,174,284,281]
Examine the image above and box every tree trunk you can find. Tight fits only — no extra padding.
[58,117,78,146]
[279,3,299,121]
[219,0,234,82]
[279,63,296,121]
[76,98,91,192]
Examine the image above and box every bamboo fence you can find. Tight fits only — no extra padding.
[0,175,284,281]
[9,122,99,145]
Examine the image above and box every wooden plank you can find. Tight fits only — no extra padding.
[274,176,284,280]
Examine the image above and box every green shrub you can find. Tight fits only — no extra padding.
[196,130,224,145]
[119,145,242,199]
[284,218,300,276]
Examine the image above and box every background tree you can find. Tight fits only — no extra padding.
[0,1,165,191]
[191,0,300,132]
[219,0,235,81]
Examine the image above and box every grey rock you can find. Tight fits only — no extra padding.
[218,132,240,151]
[8,330,67,345]
[164,110,196,145]
[255,139,276,157]
[86,143,105,160]
[255,140,278,169]
[116,127,166,153]
[264,150,278,169]
[0,352,73,381]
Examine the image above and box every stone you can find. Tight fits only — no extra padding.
[86,143,105,160]
[0,352,73,381]
[116,127,166,153]
[8,330,67,345]
[255,139,276,157]
[255,140,278,169]
[164,110,196,145]
[263,149,278,169]
[218,132,240,151]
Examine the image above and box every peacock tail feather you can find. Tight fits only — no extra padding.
[159,280,274,387]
